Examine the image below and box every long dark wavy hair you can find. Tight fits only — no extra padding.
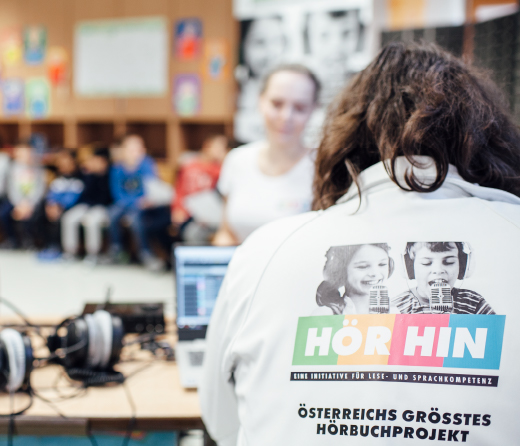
[313,41,520,210]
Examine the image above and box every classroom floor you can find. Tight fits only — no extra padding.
[0,249,175,320]
[0,251,206,446]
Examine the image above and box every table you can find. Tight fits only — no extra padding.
[0,317,204,437]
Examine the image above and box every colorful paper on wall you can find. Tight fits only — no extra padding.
[2,78,24,115]
[174,18,202,60]
[388,0,426,30]
[202,38,230,81]
[0,27,22,66]
[173,74,201,116]
[25,77,50,118]
[47,46,68,85]
[24,25,47,65]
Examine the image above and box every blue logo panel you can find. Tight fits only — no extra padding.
[443,315,505,370]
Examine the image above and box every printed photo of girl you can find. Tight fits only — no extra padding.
[313,243,396,315]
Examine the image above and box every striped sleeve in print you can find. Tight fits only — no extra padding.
[453,289,495,315]
[393,291,422,314]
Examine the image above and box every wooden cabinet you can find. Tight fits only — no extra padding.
[30,121,65,148]
[0,117,233,164]
[0,121,19,147]
[0,0,238,173]
[77,121,115,147]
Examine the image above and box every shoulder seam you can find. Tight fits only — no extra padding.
[478,200,520,230]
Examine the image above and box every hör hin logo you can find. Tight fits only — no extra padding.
[292,314,505,370]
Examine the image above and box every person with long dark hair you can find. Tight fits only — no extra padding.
[200,42,520,445]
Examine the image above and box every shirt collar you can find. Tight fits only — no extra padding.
[336,156,520,206]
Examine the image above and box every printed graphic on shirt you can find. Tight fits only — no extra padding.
[292,314,505,370]
[275,198,311,213]
[122,175,142,193]
[313,242,494,316]
[294,241,506,384]
[278,221,520,444]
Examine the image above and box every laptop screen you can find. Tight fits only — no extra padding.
[174,245,236,334]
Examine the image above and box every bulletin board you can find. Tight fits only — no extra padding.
[74,16,168,97]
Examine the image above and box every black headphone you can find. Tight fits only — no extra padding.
[47,310,124,380]
[0,329,33,393]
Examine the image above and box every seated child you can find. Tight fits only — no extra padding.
[61,147,112,263]
[171,134,228,242]
[0,140,45,249]
[393,242,494,314]
[108,134,164,271]
[40,149,84,258]
[0,146,11,209]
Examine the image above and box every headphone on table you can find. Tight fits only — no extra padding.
[1,309,126,390]
[47,310,125,385]
[0,328,33,393]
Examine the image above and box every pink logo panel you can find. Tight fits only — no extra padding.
[388,314,450,367]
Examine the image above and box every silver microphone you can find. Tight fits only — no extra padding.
[369,285,389,314]
[429,279,453,313]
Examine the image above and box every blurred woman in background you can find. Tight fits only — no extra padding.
[213,64,320,245]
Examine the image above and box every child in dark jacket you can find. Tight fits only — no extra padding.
[61,147,112,263]
[39,149,84,259]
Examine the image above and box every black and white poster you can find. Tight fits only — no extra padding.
[233,0,374,146]
[313,242,494,316]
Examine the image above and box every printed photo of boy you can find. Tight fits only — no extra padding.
[393,242,494,314]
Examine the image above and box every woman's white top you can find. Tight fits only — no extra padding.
[218,142,314,242]
[201,156,520,446]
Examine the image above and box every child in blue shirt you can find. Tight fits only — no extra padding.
[108,134,164,271]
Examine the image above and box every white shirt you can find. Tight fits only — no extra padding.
[218,142,314,242]
[201,157,520,446]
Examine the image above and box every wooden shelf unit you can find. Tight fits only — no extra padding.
[77,121,115,148]
[126,120,167,159]
[179,119,234,153]
[0,117,234,165]
[30,121,65,148]
[0,121,19,147]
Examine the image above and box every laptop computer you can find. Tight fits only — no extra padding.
[173,244,237,388]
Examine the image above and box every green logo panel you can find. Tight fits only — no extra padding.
[292,316,344,365]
